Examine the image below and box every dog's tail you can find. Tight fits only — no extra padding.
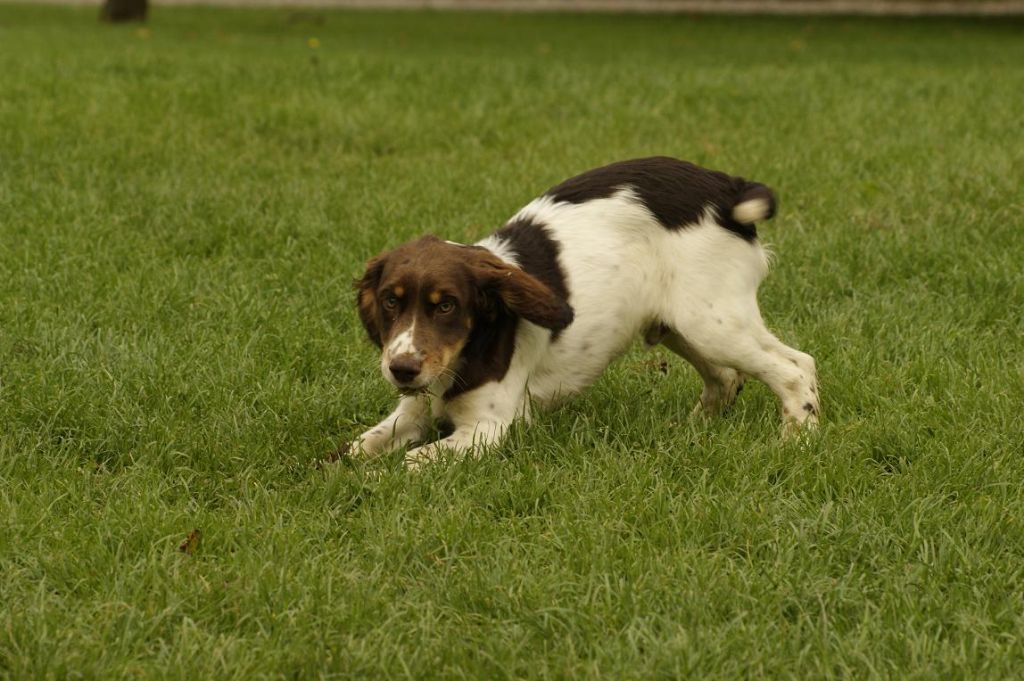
[731,182,777,225]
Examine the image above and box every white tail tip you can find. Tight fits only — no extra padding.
[732,197,771,224]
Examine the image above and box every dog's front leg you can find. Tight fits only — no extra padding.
[404,383,525,469]
[404,420,511,469]
[347,395,431,459]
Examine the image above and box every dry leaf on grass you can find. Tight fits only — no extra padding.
[178,529,201,555]
[317,443,360,470]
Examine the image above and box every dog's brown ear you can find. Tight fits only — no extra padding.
[471,254,574,332]
[354,254,387,348]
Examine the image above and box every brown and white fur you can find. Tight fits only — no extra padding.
[347,157,819,468]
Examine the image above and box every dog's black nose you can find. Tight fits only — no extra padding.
[389,357,422,384]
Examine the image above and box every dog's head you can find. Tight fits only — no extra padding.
[355,235,573,392]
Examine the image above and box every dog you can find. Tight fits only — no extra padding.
[347,157,819,467]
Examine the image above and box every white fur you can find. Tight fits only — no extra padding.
[476,233,520,266]
[732,197,771,224]
[385,322,418,357]
[353,189,819,468]
[380,321,421,383]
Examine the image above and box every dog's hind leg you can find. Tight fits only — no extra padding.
[749,328,819,435]
[669,316,819,435]
[658,224,818,435]
[661,331,745,418]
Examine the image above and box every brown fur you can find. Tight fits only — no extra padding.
[356,256,386,348]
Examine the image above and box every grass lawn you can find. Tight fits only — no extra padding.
[2,4,1024,678]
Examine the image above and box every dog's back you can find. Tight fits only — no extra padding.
[476,156,785,406]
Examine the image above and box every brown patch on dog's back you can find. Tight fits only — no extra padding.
[490,217,571,338]
[545,156,769,242]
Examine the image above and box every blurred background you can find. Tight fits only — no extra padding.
[13,0,1024,23]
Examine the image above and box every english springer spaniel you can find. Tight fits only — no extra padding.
[347,157,818,467]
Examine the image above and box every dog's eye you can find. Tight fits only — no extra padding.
[436,300,455,315]
[382,294,399,311]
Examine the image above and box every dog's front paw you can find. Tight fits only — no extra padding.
[404,431,489,469]
[346,425,398,460]
[345,438,371,458]
[404,443,443,470]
